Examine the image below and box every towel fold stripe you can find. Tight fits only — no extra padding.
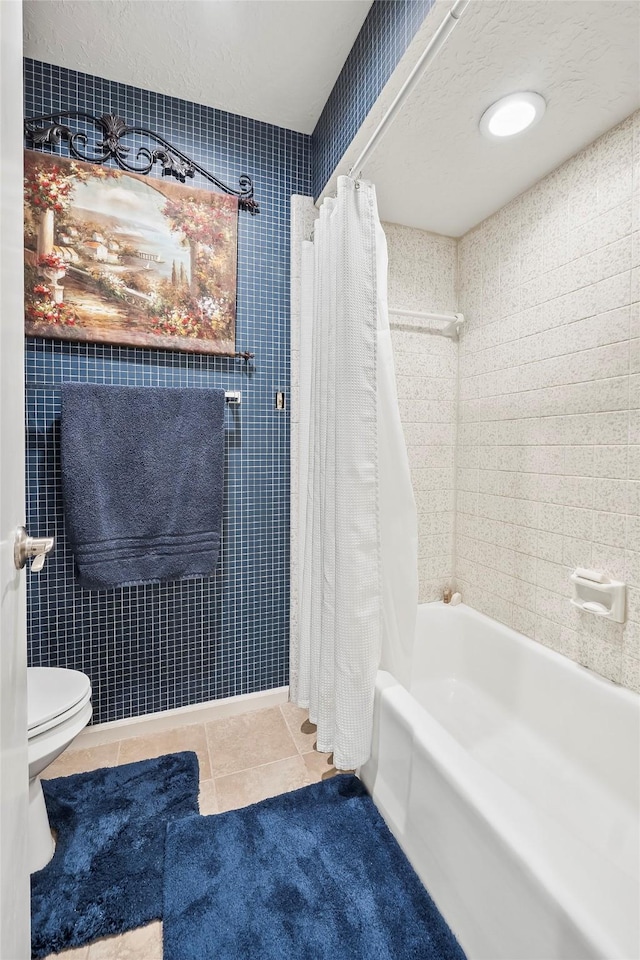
[73,531,221,559]
[75,538,220,566]
[72,529,220,550]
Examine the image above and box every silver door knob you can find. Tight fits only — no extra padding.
[14,526,55,573]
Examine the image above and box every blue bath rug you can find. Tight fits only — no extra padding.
[31,751,199,958]
[163,774,466,960]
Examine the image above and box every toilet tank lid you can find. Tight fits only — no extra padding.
[27,667,91,731]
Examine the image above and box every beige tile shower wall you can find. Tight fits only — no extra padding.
[456,110,640,693]
[384,222,458,602]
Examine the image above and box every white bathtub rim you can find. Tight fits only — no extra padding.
[374,602,638,960]
[374,671,637,960]
[418,602,639,707]
[370,604,640,959]
[414,602,639,820]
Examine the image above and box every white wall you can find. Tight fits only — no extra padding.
[384,223,458,601]
[456,110,639,692]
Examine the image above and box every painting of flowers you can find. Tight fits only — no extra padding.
[23,151,238,354]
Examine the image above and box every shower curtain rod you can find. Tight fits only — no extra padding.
[389,307,464,339]
[349,0,470,178]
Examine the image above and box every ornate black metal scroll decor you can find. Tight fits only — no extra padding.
[24,110,259,214]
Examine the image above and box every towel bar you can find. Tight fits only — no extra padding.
[27,382,243,404]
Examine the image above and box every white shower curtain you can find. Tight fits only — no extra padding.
[292,176,417,770]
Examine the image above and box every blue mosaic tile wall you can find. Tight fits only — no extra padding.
[24,60,311,724]
[311,0,434,199]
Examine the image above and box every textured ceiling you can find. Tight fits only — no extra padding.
[23,0,372,134]
[363,0,640,236]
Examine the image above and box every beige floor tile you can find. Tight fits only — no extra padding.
[198,779,218,815]
[279,702,319,754]
[301,750,339,782]
[117,724,211,780]
[205,706,297,778]
[43,946,90,960]
[215,755,312,812]
[44,742,120,779]
[87,921,162,960]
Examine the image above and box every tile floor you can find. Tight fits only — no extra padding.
[43,702,340,960]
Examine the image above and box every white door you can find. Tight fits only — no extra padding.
[0,1,31,958]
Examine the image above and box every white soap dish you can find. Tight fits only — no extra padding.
[570,571,626,623]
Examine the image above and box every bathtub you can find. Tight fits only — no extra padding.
[360,602,640,960]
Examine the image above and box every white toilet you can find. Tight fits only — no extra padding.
[27,666,92,873]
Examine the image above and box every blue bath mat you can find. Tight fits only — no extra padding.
[31,751,199,958]
[163,774,466,960]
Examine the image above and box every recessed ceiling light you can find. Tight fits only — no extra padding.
[479,92,546,140]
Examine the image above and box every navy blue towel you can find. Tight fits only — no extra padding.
[60,384,226,589]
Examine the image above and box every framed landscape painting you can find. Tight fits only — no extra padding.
[23,151,238,355]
